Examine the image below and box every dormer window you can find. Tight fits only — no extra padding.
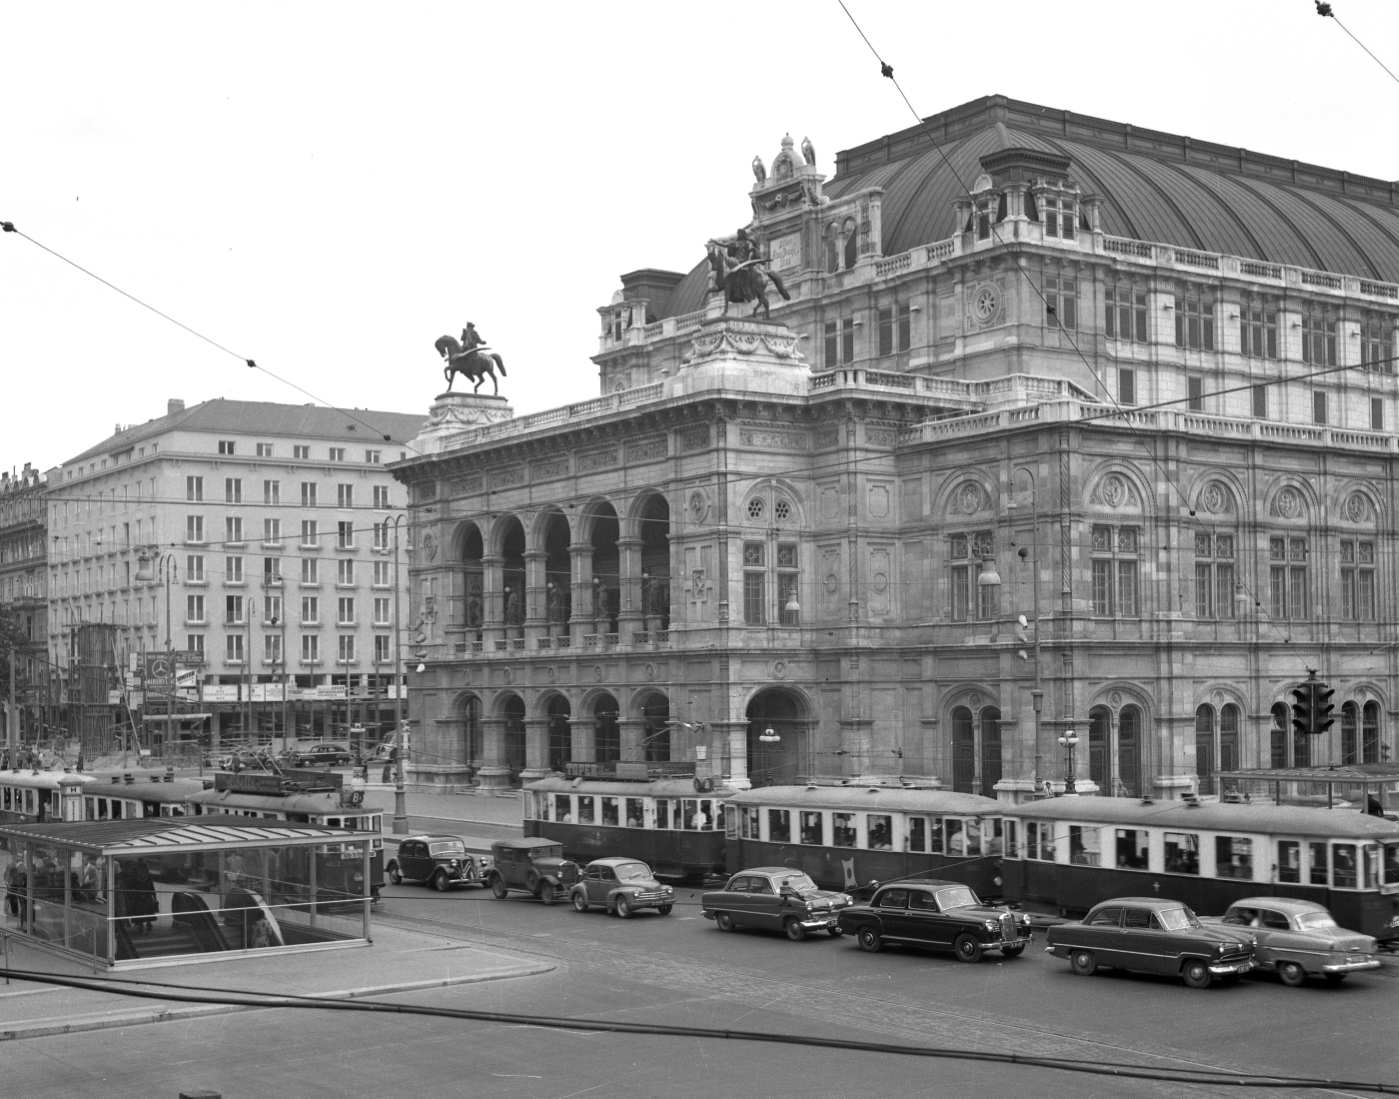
[1043,193,1077,240]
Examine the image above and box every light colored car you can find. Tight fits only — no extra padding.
[701,867,852,941]
[1204,897,1380,986]
[569,857,674,917]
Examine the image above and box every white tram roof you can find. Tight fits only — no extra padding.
[526,776,732,799]
[186,787,360,816]
[1020,796,1399,838]
[0,769,98,790]
[726,785,1003,815]
[86,774,207,802]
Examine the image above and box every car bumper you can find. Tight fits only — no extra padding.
[988,934,1033,951]
[1208,961,1254,976]
[1322,957,1382,974]
[795,913,842,930]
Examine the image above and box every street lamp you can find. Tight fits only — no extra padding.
[377,513,412,834]
[758,725,781,743]
[1007,468,1043,788]
[1058,728,1079,794]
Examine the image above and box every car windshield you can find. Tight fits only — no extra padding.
[614,863,652,883]
[428,841,466,857]
[934,886,978,910]
[1156,907,1200,931]
[772,872,818,892]
[1295,911,1338,930]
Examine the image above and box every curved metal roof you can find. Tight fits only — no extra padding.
[1021,797,1399,838]
[725,785,1002,815]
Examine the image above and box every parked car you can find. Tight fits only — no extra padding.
[386,835,493,892]
[569,857,675,917]
[1202,897,1380,986]
[485,837,581,904]
[701,866,852,941]
[1045,897,1256,989]
[838,879,1032,962]
[218,748,277,771]
[290,744,353,767]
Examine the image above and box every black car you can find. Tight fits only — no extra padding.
[290,743,354,767]
[837,879,1032,962]
[386,835,492,891]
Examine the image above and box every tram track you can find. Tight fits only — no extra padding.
[375,902,1371,1099]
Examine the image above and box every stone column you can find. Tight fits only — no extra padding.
[617,536,644,639]
[569,543,593,646]
[482,554,505,648]
[520,716,551,781]
[712,719,750,790]
[476,715,511,789]
[569,715,596,764]
[618,717,647,762]
[523,549,547,646]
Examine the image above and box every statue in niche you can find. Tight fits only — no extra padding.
[504,586,523,634]
[593,578,613,631]
[434,321,508,395]
[465,577,483,635]
[546,582,566,634]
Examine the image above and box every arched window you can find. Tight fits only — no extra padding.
[980,708,1001,794]
[824,224,839,274]
[951,707,974,793]
[547,696,571,772]
[1088,708,1110,792]
[843,217,858,270]
[1341,702,1359,765]
[1219,704,1239,774]
[1195,705,1215,795]
[1270,703,1289,767]
[1119,707,1141,798]
[504,696,526,781]
[463,696,482,764]
[1292,698,1311,768]
[594,694,620,763]
[1363,701,1382,764]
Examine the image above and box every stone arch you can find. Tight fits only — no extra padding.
[1083,461,1153,517]
[942,685,1000,795]
[632,688,672,762]
[451,521,487,636]
[448,690,484,767]
[589,690,621,763]
[585,500,621,634]
[1263,477,1318,522]
[535,689,573,773]
[1332,481,1384,527]
[744,684,813,787]
[931,468,997,522]
[1186,471,1246,518]
[1085,685,1155,796]
[630,490,673,631]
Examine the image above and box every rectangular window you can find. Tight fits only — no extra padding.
[256,442,273,457]
[301,557,319,584]
[301,482,317,507]
[1090,525,1139,617]
[301,520,319,547]
[1187,376,1203,411]
[302,596,319,623]
[1269,537,1308,620]
[372,521,388,551]
[1174,288,1215,351]
[337,484,354,508]
[799,811,824,846]
[1114,828,1149,870]
[1215,836,1253,880]
[823,318,855,368]
[186,515,204,543]
[329,447,345,462]
[186,594,205,622]
[1164,832,1199,874]
[1333,843,1358,889]
[225,516,243,544]
[293,445,310,460]
[1044,275,1077,330]
[226,556,243,583]
[1194,533,1234,620]
[265,633,281,664]
[264,518,282,545]
[225,478,242,504]
[1313,390,1327,425]
[374,597,390,625]
[373,486,390,509]
[264,593,282,624]
[264,557,281,585]
[867,814,894,850]
[1277,840,1301,884]
[1301,312,1337,367]
[264,479,280,506]
[1361,316,1393,373]
[338,634,355,663]
[906,816,924,852]
[337,521,354,549]
[1104,286,1148,342]
[1340,540,1376,621]
[1118,368,1136,406]
[186,555,204,582]
[301,634,319,663]
[1240,304,1278,359]
[876,304,911,356]
[338,596,354,624]
[187,634,204,657]
[1252,384,1268,419]
[225,594,243,624]
[218,440,235,455]
[1068,825,1101,866]
[338,559,354,585]
[743,541,765,625]
[225,633,244,662]
[1373,397,1385,431]
[1309,840,1329,886]
[186,476,203,502]
[374,635,391,663]
[366,449,382,464]
[767,808,791,844]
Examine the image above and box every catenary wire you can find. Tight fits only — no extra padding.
[1315,1,1399,89]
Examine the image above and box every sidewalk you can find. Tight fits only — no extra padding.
[0,920,553,1042]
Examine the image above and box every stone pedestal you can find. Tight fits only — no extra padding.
[411,392,515,455]
[668,318,808,400]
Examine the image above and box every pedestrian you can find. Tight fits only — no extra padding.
[128,859,159,934]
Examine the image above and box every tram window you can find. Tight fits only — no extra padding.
[946,819,964,855]
[601,797,619,826]
[1333,844,1358,889]
[1309,842,1328,885]
[833,813,857,848]
[907,817,925,852]
[681,799,699,831]
[1001,819,1016,856]
[111,799,123,820]
[768,808,791,843]
[145,800,160,818]
[82,796,92,818]
[1363,845,1379,889]
[962,818,980,856]
[25,790,34,814]
[928,818,944,854]
[656,800,670,829]
[578,796,595,824]
[1115,829,1149,870]
[867,814,893,851]
[1277,840,1301,883]
[739,807,759,839]
[697,800,714,830]
[554,794,572,822]
[1163,832,1198,874]
[1215,836,1253,880]
[799,811,823,845]
[986,819,1005,856]
[1069,825,1101,866]
[625,798,644,827]
[1383,843,1399,886]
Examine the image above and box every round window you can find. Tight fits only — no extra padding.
[747,498,766,521]
[774,499,792,522]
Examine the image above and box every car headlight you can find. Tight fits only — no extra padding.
[984,920,999,933]
[1019,913,1031,926]
[450,859,460,869]
[662,885,673,894]
[352,872,364,882]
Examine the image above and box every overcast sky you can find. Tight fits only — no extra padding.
[4,0,1398,475]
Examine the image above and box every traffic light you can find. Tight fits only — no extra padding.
[1290,682,1313,740]
[1312,681,1335,736]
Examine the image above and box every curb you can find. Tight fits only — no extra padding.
[0,960,555,1043]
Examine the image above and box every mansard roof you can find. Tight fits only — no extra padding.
[655,94,1399,320]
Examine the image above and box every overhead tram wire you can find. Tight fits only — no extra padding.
[829,0,1365,660]
[1315,1,1399,90]
[2,967,1397,1092]
[0,222,427,458]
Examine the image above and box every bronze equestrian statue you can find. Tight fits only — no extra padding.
[705,229,790,319]
[435,322,507,395]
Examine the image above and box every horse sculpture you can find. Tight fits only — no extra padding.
[435,333,507,395]
[706,241,791,319]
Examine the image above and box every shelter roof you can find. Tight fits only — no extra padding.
[0,814,364,853]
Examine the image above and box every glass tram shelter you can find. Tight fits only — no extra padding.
[1216,763,1399,813]
[0,816,373,969]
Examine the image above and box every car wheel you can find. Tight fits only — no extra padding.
[432,871,450,893]
[657,904,673,916]
[387,864,402,885]
[1278,961,1307,987]
[827,924,844,938]
[614,896,632,919]
[490,875,508,899]
[784,917,807,942]
[857,926,882,953]
[1069,949,1097,976]
[571,891,589,913]
[1181,959,1212,989]
[953,934,984,963]
[539,883,559,906]
[1000,944,1026,959]
[715,911,735,932]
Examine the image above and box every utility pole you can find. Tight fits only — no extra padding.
[7,644,16,765]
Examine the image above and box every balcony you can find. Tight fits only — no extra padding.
[562,760,695,780]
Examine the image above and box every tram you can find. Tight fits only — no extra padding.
[1002,796,1399,945]
[0,769,98,824]
[721,785,1009,899]
[523,775,732,880]
[84,773,207,820]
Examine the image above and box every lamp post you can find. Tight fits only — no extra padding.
[1058,728,1079,794]
[1007,468,1043,789]
[379,513,411,835]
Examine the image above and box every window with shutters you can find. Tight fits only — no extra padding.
[1118,368,1136,406]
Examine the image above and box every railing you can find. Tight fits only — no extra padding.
[1174,248,1220,271]
[1239,260,1283,280]
[562,759,697,780]
[1300,270,1343,290]
[1102,235,1153,258]
[1360,280,1399,300]
[875,251,913,277]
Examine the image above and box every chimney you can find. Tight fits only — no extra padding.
[168,398,185,416]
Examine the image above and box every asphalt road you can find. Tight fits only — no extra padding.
[5,882,1396,1099]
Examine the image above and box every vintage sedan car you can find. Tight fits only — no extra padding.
[569,857,675,917]
[386,834,492,892]
[290,743,354,767]
[1203,897,1381,986]
[1045,897,1256,989]
[838,879,1033,962]
[485,837,581,905]
[701,866,853,941]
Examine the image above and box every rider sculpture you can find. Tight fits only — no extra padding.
[706,227,790,319]
[434,321,508,395]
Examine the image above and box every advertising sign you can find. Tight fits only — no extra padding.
[144,653,176,692]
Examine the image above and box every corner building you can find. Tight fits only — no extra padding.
[395,95,1399,799]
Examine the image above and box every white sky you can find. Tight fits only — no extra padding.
[4,0,1398,475]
